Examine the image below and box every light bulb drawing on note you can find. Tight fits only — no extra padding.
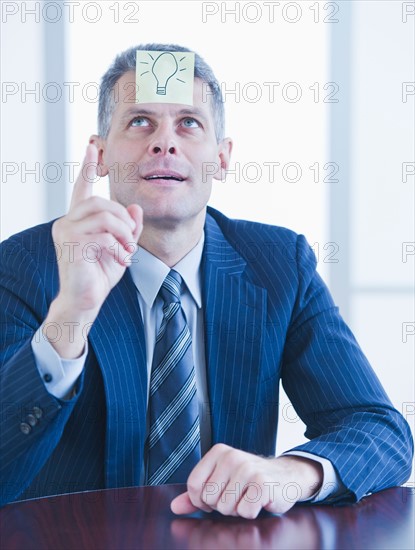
[136,50,195,105]
[139,52,187,95]
[152,52,178,95]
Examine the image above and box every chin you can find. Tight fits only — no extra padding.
[144,209,186,223]
[144,206,204,227]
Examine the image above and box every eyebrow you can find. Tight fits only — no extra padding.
[177,107,207,119]
[119,107,208,124]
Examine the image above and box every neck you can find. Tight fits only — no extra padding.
[138,211,206,267]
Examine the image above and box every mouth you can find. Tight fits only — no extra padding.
[143,171,186,182]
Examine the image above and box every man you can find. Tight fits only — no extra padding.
[0,43,413,517]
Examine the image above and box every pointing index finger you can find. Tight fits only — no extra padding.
[70,144,99,209]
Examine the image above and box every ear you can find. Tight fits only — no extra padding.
[213,138,233,181]
[89,134,109,177]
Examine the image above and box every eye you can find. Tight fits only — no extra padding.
[131,117,150,127]
[181,117,199,128]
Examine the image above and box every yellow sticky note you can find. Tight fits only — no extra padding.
[135,51,195,105]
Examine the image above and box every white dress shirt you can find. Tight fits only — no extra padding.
[31,231,344,502]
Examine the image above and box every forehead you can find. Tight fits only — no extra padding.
[112,71,213,119]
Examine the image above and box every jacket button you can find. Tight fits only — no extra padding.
[27,414,37,427]
[43,373,52,383]
[20,422,31,435]
[32,406,43,419]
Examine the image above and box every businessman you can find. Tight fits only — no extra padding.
[0,44,413,517]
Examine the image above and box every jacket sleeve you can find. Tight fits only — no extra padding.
[281,234,413,502]
[0,238,84,506]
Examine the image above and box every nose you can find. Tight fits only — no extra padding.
[148,124,177,156]
[152,145,176,155]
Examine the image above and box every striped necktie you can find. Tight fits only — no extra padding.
[146,269,201,485]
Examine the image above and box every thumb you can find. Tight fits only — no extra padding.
[170,492,200,515]
[126,203,143,241]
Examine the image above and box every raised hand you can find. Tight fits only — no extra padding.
[44,144,143,358]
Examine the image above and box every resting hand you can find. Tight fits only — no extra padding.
[171,444,323,519]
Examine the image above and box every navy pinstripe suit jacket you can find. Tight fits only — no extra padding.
[0,207,413,506]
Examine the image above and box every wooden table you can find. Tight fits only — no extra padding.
[0,485,413,549]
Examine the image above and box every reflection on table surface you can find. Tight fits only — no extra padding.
[0,485,413,549]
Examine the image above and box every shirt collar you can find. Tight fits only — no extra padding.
[129,232,204,309]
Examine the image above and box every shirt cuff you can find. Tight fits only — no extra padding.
[283,450,347,502]
[31,325,88,400]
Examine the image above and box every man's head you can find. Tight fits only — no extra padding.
[92,44,232,232]
[98,43,225,143]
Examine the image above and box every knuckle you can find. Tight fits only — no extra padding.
[250,472,266,486]
[186,478,201,496]
[212,443,230,454]
[215,499,231,516]
[89,196,102,208]
[106,236,118,249]
[224,450,245,471]
[99,211,113,225]
[226,456,243,472]
[100,234,114,249]
[237,461,252,476]
[237,502,258,519]
[188,490,202,509]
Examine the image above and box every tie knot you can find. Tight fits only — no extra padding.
[159,270,182,304]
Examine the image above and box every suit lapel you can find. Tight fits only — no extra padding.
[202,213,267,451]
[89,269,147,489]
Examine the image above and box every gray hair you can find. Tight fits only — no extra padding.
[98,43,225,142]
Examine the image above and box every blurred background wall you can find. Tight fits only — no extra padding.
[1,1,414,483]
